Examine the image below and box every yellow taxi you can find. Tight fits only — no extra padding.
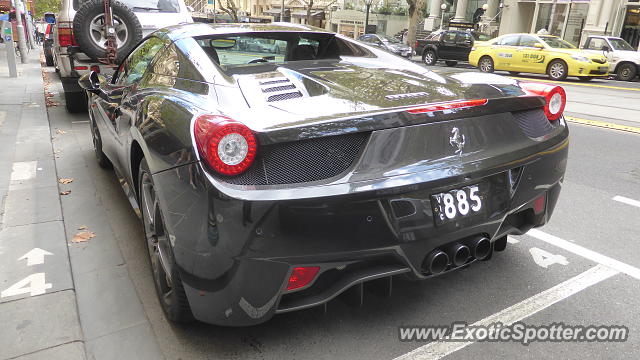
[469,33,610,81]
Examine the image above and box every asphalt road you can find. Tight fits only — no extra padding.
[46,61,640,360]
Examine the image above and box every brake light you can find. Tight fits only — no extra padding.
[287,267,320,291]
[58,28,78,47]
[519,83,566,121]
[406,99,488,114]
[193,115,257,176]
[415,41,419,49]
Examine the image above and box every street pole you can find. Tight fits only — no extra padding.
[280,0,285,22]
[364,3,370,34]
[1,20,18,77]
[13,0,29,63]
[25,10,35,49]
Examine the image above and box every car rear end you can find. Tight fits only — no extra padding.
[54,0,193,112]
[155,44,569,325]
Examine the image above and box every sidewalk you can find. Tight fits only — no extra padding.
[0,47,85,358]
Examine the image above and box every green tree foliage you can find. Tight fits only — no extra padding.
[34,0,61,18]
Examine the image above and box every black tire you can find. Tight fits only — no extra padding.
[73,0,142,63]
[509,71,520,75]
[478,56,494,73]
[616,63,637,82]
[422,49,437,66]
[578,77,593,82]
[139,158,194,323]
[547,59,568,80]
[64,91,88,113]
[88,98,112,168]
[445,60,458,67]
[45,50,54,66]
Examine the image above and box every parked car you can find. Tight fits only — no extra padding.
[52,0,193,113]
[44,23,54,66]
[469,33,609,81]
[79,23,568,326]
[581,35,640,81]
[415,30,474,67]
[357,33,413,58]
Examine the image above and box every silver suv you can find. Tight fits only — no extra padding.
[53,0,193,112]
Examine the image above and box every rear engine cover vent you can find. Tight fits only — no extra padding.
[217,132,370,186]
[258,77,303,102]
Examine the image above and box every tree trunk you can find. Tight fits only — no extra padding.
[406,0,424,50]
[219,0,239,22]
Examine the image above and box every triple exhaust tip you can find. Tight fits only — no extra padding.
[422,237,492,275]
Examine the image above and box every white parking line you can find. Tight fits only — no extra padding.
[10,161,37,182]
[612,196,640,209]
[527,229,640,281]
[393,264,618,360]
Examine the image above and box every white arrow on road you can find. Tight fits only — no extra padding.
[18,248,53,266]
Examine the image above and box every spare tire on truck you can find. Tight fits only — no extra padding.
[73,0,143,63]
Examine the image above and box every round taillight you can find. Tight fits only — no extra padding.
[194,115,257,176]
[519,82,566,121]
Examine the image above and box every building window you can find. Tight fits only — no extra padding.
[621,5,640,49]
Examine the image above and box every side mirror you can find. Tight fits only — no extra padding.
[601,45,610,52]
[78,71,104,93]
[534,43,544,49]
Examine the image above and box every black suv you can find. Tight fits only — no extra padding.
[415,30,474,67]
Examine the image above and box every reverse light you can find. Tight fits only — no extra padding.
[287,266,320,291]
[405,99,488,114]
[193,115,257,176]
[519,83,566,121]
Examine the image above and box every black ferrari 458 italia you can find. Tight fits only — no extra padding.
[79,23,569,326]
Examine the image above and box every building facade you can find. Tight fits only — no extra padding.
[497,0,640,50]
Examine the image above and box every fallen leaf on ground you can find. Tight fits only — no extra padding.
[77,225,88,230]
[58,178,74,184]
[60,190,71,195]
[72,231,95,243]
[56,129,67,135]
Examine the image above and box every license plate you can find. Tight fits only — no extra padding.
[431,184,484,226]
[599,66,608,71]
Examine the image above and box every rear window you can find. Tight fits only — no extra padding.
[196,32,371,73]
[74,0,180,12]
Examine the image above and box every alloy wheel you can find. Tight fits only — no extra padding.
[140,172,174,306]
[549,62,565,79]
[424,52,435,65]
[89,14,129,49]
[479,58,493,72]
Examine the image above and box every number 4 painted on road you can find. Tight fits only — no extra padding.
[529,247,569,268]
[1,273,52,298]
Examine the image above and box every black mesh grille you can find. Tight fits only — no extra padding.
[511,108,554,138]
[218,132,369,186]
[262,84,297,93]
[267,91,302,102]
[390,200,416,218]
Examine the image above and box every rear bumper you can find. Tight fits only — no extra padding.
[152,125,569,326]
[57,48,114,93]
